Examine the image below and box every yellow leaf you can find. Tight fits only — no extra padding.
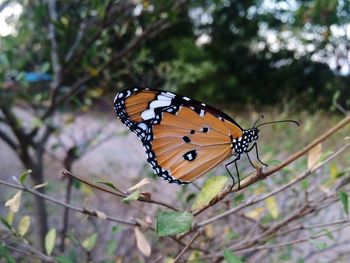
[245,207,264,219]
[45,228,56,256]
[128,178,151,192]
[204,224,214,239]
[18,215,31,237]
[5,191,22,213]
[164,257,175,263]
[134,227,151,257]
[254,185,266,195]
[265,196,279,219]
[7,211,14,225]
[81,184,93,195]
[191,176,228,210]
[330,163,338,179]
[308,143,322,169]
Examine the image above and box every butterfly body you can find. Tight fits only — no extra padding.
[114,87,261,186]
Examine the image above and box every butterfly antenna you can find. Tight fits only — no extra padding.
[253,114,264,128]
[256,119,300,128]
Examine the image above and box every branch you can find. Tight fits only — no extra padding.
[46,0,61,92]
[0,179,137,226]
[174,232,201,263]
[195,142,350,227]
[2,240,54,262]
[234,223,350,254]
[193,114,350,215]
[0,128,17,150]
[32,1,186,134]
[197,222,350,261]
[61,170,180,211]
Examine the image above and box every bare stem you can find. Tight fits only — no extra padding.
[0,179,137,226]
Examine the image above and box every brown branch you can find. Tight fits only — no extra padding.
[174,232,201,263]
[197,222,350,261]
[193,114,350,216]
[34,1,187,136]
[0,179,137,226]
[61,170,180,211]
[0,128,18,150]
[195,142,350,227]
[234,223,350,254]
[2,241,55,263]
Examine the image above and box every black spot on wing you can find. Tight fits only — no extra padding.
[182,136,191,143]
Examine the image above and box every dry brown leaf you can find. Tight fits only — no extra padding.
[5,190,22,213]
[134,227,151,257]
[128,178,151,192]
[308,143,322,169]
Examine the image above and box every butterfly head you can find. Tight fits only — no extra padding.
[232,128,260,155]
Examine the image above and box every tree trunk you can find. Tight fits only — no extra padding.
[31,164,49,252]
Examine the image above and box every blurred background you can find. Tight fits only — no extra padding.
[0,0,349,262]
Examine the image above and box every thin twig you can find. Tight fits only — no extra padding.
[234,223,350,254]
[174,232,201,263]
[0,179,137,226]
[196,142,350,227]
[2,241,55,263]
[61,170,179,211]
[193,115,350,216]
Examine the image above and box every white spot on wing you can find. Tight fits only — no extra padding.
[157,95,172,101]
[141,109,155,120]
[183,96,191,101]
[138,123,148,130]
[165,92,176,98]
[150,100,171,108]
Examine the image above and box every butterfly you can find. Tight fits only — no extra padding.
[114,87,298,188]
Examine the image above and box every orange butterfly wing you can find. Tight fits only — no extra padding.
[114,88,243,184]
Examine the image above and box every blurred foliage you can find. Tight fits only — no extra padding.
[1,0,350,111]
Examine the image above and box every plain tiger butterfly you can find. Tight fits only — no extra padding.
[114,87,298,188]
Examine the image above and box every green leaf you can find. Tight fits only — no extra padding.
[122,189,140,203]
[0,244,16,263]
[82,233,98,251]
[56,255,75,263]
[45,228,56,256]
[106,240,117,256]
[0,216,13,232]
[338,191,349,215]
[191,176,228,210]
[223,248,243,263]
[19,170,32,184]
[156,211,193,236]
[112,225,119,233]
[96,181,121,192]
[309,239,327,250]
[301,178,309,190]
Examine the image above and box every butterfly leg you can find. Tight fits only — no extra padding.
[247,143,268,167]
[246,152,256,168]
[225,156,240,190]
